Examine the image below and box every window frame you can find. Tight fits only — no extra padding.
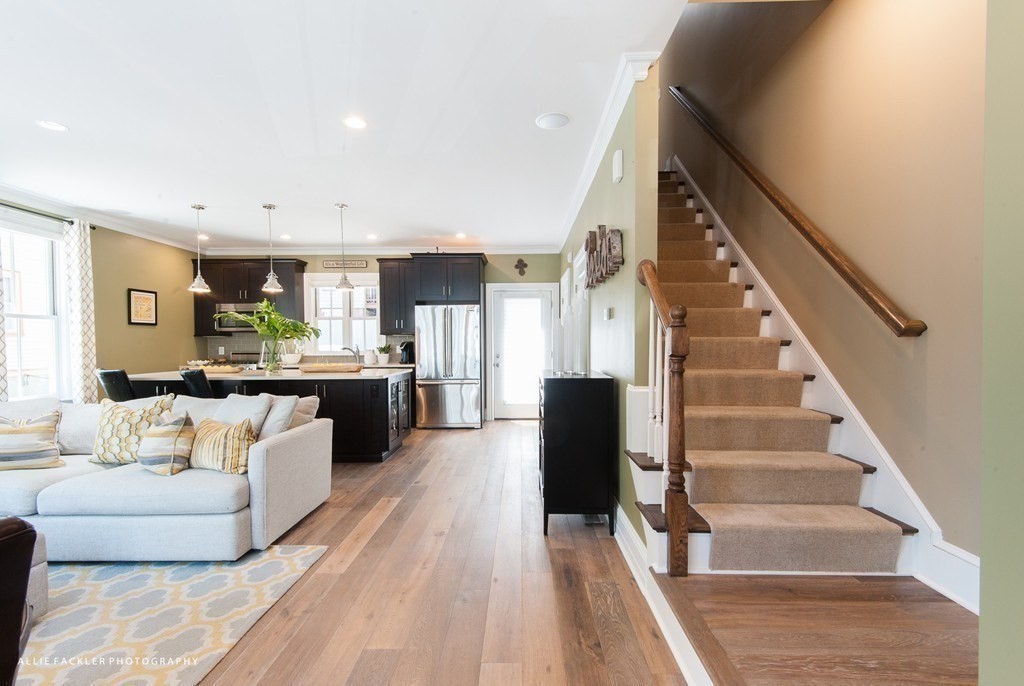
[302,272,381,356]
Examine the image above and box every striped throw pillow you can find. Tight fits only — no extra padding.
[91,395,175,465]
[137,411,194,476]
[0,410,64,471]
[190,418,255,474]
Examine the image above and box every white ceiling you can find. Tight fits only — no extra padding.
[0,1,686,254]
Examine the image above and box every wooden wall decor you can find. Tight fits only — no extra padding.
[584,225,624,289]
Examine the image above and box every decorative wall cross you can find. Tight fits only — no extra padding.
[514,258,528,276]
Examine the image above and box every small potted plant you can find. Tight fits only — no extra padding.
[376,343,392,365]
[214,300,320,375]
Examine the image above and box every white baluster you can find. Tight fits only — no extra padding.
[653,320,665,463]
[647,302,657,454]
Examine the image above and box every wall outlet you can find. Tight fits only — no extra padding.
[218,346,225,355]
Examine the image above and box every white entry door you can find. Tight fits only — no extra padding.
[490,287,555,419]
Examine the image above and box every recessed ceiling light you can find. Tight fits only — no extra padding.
[366,234,377,240]
[198,234,210,241]
[36,120,68,132]
[455,232,467,239]
[280,234,291,240]
[535,112,571,130]
[344,116,367,129]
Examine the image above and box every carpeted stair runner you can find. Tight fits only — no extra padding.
[654,170,903,574]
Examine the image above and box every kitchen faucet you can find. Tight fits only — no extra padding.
[342,345,361,359]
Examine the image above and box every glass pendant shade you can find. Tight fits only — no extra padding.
[188,203,211,292]
[262,271,283,293]
[188,272,211,293]
[335,202,352,291]
[335,274,354,291]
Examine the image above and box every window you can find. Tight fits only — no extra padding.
[305,274,380,354]
[0,228,63,398]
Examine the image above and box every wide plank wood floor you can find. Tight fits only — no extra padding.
[202,421,684,686]
[655,573,978,685]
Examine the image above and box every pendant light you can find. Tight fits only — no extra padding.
[261,203,283,293]
[188,204,211,293]
[334,202,354,291]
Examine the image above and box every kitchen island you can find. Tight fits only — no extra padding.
[128,369,413,463]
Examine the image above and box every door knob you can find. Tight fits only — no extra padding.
[494,362,501,368]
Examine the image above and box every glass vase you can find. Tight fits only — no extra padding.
[260,339,285,376]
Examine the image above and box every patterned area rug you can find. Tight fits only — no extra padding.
[17,545,326,686]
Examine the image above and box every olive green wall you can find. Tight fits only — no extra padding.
[91,227,200,376]
[557,67,660,542]
[659,0,985,554]
[980,0,1022,679]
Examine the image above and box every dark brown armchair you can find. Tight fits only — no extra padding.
[0,517,36,686]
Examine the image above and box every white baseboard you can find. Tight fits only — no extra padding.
[614,504,713,686]
[669,155,980,615]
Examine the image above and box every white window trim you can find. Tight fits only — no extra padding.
[302,272,380,356]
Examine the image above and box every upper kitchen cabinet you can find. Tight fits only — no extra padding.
[378,258,416,335]
[411,253,486,304]
[191,259,307,336]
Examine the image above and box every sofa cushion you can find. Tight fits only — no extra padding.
[91,395,174,465]
[137,412,194,476]
[57,402,102,455]
[288,395,320,429]
[31,531,46,567]
[36,463,249,516]
[0,455,112,516]
[0,397,61,422]
[213,394,273,436]
[0,411,64,471]
[257,394,299,441]
[171,396,223,425]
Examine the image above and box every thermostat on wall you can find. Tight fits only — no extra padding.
[612,149,623,183]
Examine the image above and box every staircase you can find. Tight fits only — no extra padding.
[632,170,916,575]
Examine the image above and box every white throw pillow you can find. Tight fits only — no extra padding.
[213,393,273,436]
[0,397,61,421]
[57,402,102,455]
[171,396,224,425]
[288,395,320,429]
[257,394,300,442]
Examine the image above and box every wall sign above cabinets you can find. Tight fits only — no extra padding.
[323,259,368,269]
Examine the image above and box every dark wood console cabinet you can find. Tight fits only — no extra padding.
[539,370,616,535]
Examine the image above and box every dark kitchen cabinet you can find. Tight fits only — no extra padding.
[377,258,416,335]
[192,259,307,336]
[539,370,616,536]
[411,254,486,304]
[129,379,189,398]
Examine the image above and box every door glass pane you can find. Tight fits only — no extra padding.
[5,317,58,398]
[501,297,544,405]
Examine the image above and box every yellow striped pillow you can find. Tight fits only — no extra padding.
[0,411,64,471]
[190,418,255,474]
[91,396,175,465]
[137,411,194,476]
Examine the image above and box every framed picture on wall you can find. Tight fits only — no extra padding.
[127,289,158,326]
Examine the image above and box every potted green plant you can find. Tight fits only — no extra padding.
[376,343,392,365]
[214,299,321,375]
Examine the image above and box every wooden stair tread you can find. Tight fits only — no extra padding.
[625,449,661,472]
[638,502,915,535]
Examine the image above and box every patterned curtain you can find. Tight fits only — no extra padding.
[64,220,98,402]
[0,236,7,402]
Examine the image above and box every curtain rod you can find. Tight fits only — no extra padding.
[0,200,74,225]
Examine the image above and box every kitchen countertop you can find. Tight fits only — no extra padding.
[130,369,413,381]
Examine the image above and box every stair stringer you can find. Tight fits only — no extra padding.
[665,154,978,612]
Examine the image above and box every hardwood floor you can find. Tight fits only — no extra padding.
[655,573,978,685]
[203,421,684,686]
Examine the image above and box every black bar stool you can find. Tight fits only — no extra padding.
[95,369,136,402]
[180,369,215,398]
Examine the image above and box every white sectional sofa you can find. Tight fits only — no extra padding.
[0,395,333,563]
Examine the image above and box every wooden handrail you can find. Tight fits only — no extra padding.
[637,259,672,328]
[668,86,927,338]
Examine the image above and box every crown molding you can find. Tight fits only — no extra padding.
[554,51,660,253]
[204,244,561,257]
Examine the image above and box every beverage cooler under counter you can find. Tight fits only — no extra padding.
[538,370,616,535]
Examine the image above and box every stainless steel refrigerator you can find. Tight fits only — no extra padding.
[415,304,482,428]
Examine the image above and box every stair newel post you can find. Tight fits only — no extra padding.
[666,304,690,576]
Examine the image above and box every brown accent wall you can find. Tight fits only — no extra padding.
[91,227,200,377]
[659,0,984,553]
